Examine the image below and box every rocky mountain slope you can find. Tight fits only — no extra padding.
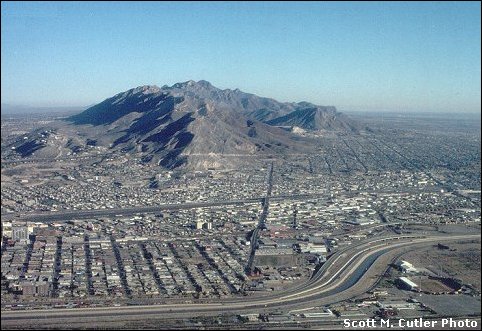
[7,80,363,169]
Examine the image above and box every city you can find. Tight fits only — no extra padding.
[1,1,480,330]
[1,111,480,329]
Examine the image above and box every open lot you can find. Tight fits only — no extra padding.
[401,241,481,291]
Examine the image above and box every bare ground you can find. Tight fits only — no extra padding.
[400,241,481,290]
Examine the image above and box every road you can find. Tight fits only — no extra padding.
[245,162,274,273]
[2,233,479,328]
[1,186,445,222]
[1,198,264,222]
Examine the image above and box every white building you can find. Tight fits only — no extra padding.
[398,277,419,291]
[396,260,418,273]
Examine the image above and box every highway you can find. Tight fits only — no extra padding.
[2,233,479,327]
[0,198,264,222]
[1,186,444,223]
[246,162,274,273]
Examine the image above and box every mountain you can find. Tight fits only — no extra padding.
[266,104,359,132]
[6,80,363,169]
[67,80,358,131]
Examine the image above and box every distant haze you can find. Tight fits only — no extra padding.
[1,104,87,115]
[1,2,480,113]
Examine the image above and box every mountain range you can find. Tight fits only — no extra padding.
[6,80,364,169]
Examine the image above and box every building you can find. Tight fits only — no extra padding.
[1,221,12,238]
[396,260,418,273]
[20,281,50,296]
[202,222,212,230]
[397,277,419,291]
[12,224,29,241]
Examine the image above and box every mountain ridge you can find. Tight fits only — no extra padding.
[68,80,355,129]
[8,80,364,170]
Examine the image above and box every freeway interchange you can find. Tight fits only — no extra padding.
[2,233,479,328]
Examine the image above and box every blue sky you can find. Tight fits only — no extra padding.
[1,1,480,113]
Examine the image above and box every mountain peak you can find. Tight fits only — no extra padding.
[170,80,213,89]
[196,79,212,87]
[42,80,364,169]
[119,85,162,97]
